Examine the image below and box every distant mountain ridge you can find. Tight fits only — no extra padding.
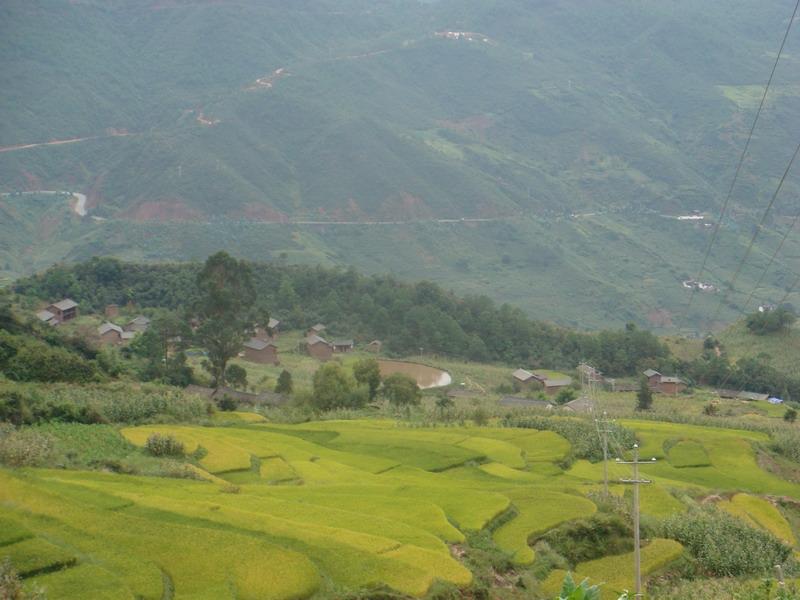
[2,0,800,331]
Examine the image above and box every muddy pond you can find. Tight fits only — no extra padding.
[377,359,452,389]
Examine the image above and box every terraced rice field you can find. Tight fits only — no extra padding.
[1,418,798,598]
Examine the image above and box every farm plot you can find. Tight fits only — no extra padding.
[4,417,798,598]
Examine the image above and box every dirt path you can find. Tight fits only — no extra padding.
[0,131,134,154]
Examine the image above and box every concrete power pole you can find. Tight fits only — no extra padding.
[617,444,656,598]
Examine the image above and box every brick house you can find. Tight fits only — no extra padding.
[305,335,333,361]
[125,315,151,332]
[97,322,135,345]
[255,317,281,341]
[543,378,573,396]
[242,339,279,365]
[332,339,354,353]
[643,369,662,389]
[307,323,326,337]
[512,368,537,391]
[46,299,79,323]
[657,376,686,395]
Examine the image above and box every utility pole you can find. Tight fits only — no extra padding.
[595,411,612,496]
[617,444,656,598]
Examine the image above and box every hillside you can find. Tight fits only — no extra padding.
[2,1,800,331]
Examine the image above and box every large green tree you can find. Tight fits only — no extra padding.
[381,373,421,408]
[195,252,257,388]
[352,358,381,400]
[311,363,355,410]
[130,310,192,385]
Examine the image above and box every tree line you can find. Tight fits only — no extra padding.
[14,256,671,376]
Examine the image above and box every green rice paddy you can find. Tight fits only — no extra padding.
[2,418,799,598]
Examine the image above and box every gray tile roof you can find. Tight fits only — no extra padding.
[268,317,280,329]
[512,368,534,381]
[659,376,683,384]
[36,310,55,322]
[307,335,329,346]
[544,378,573,387]
[51,298,78,310]
[643,369,661,377]
[244,338,276,350]
[98,322,123,335]
[333,339,354,346]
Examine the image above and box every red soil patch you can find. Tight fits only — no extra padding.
[647,309,674,328]
[379,192,433,221]
[437,114,494,138]
[124,200,205,222]
[237,203,288,222]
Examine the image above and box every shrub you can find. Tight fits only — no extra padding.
[660,505,791,577]
[275,369,293,394]
[746,307,796,335]
[503,416,635,463]
[217,395,238,412]
[538,514,633,567]
[0,558,45,600]
[555,388,577,405]
[0,424,55,467]
[472,407,489,426]
[784,408,797,423]
[144,433,185,457]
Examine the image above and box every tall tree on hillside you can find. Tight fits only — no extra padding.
[195,252,257,388]
[636,376,653,411]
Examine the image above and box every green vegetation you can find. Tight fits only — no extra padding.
[666,440,711,468]
[2,2,800,332]
[14,258,671,374]
[746,308,797,336]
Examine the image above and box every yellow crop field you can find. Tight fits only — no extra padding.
[3,417,798,598]
[720,494,796,546]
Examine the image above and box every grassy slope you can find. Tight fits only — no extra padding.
[2,1,800,332]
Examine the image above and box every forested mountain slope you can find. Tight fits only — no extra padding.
[2,0,800,331]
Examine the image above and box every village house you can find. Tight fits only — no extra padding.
[36,309,58,326]
[44,299,79,324]
[512,368,537,391]
[305,335,333,361]
[332,339,354,353]
[307,323,326,337]
[542,377,573,396]
[643,369,662,389]
[125,315,151,333]
[97,322,135,345]
[366,340,382,353]
[254,317,281,341]
[643,369,686,394]
[242,338,279,365]
[657,376,686,395]
[563,397,594,413]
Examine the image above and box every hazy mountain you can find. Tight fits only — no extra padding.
[2,0,799,332]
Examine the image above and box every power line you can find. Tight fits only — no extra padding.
[687,0,800,310]
[740,207,800,311]
[710,141,800,322]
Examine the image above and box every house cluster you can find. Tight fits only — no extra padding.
[682,279,716,292]
[241,318,281,366]
[298,324,365,362]
[97,315,151,345]
[511,368,573,396]
[36,298,79,326]
[643,369,686,395]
